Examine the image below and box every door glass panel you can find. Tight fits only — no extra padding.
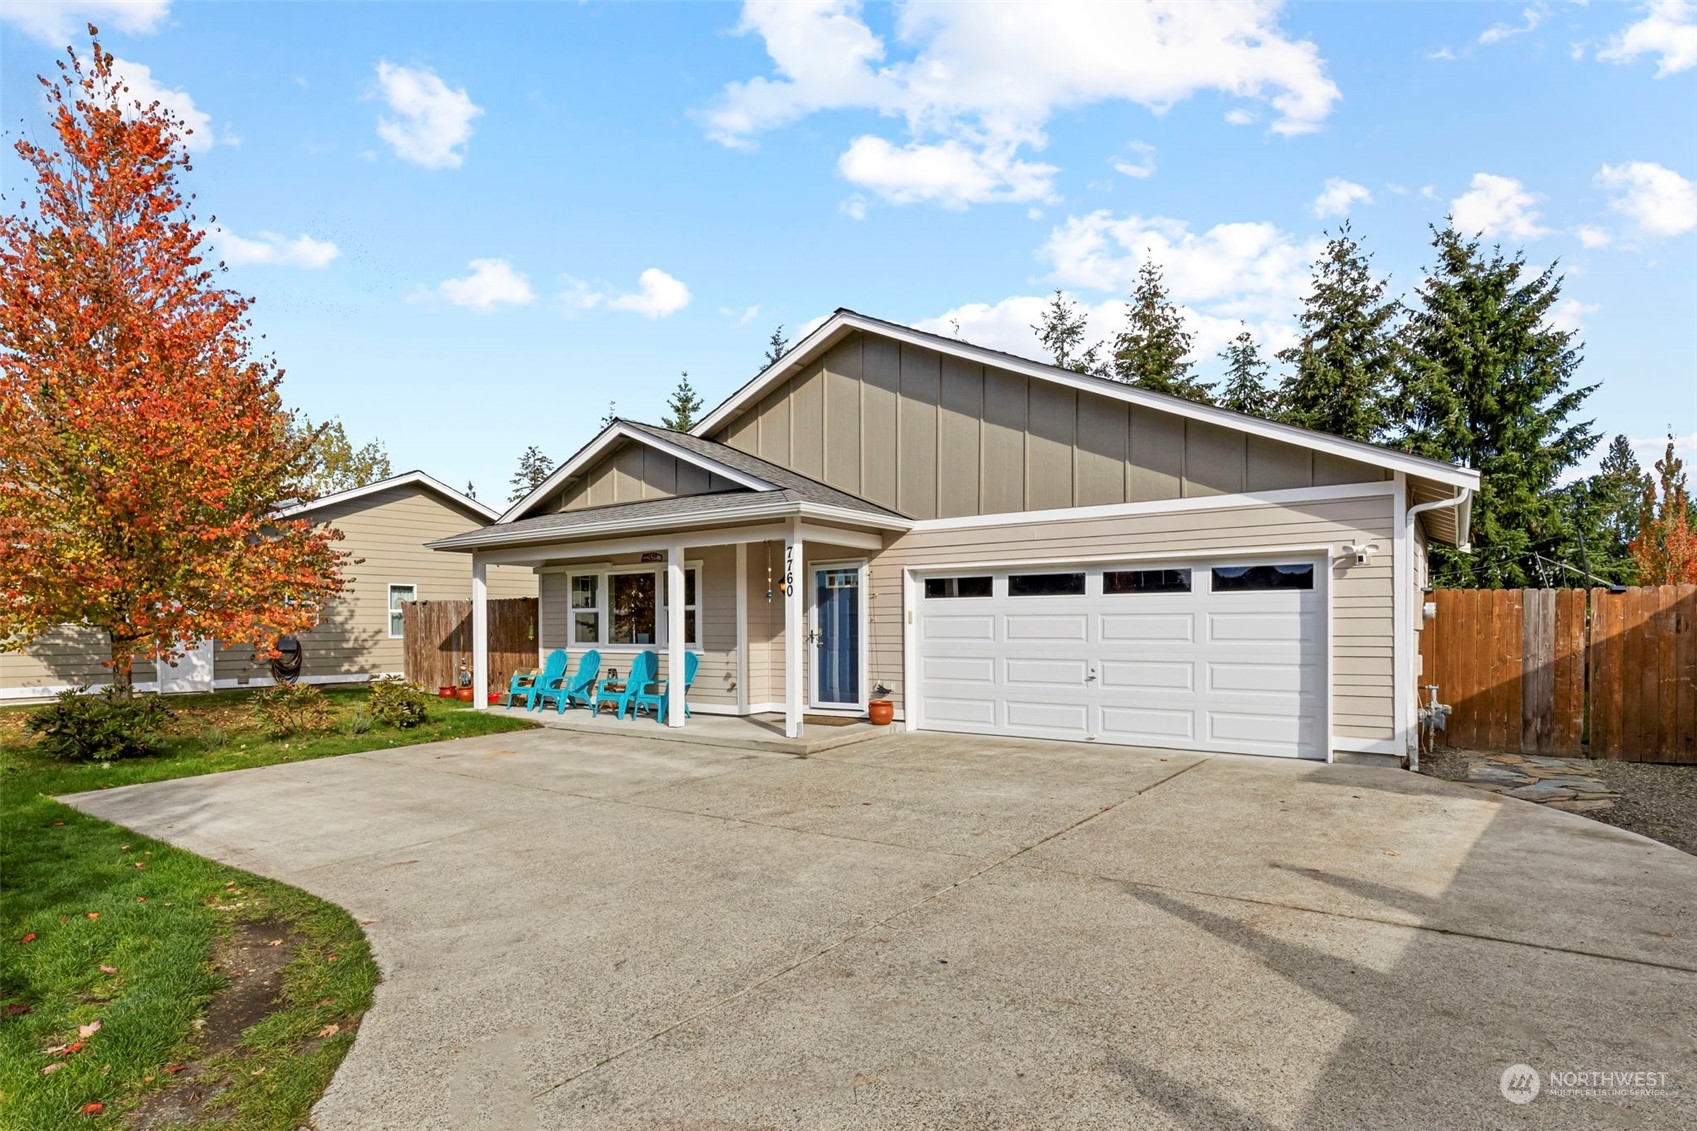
[1211,563,1315,591]
[1008,572,1086,597]
[815,567,860,704]
[1104,568,1191,594]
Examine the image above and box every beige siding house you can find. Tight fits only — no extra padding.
[434,311,1477,764]
[1,472,534,700]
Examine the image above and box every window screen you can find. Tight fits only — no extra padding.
[1104,568,1191,594]
[924,576,992,599]
[1211,563,1315,591]
[1007,572,1086,597]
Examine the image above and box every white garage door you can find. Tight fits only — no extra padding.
[917,561,1325,759]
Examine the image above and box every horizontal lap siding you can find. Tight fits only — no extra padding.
[866,492,1398,747]
[1,626,156,690]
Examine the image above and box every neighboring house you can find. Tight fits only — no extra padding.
[433,310,1478,763]
[0,472,535,700]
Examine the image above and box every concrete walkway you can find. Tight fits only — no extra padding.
[62,731,1697,1129]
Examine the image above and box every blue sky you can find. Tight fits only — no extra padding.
[3,1,1692,501]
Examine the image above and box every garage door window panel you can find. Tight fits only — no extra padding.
[1104,568,1191,594]
[1211,564,1315,591]
[924,576,992,599]
[1008,572,1086,597]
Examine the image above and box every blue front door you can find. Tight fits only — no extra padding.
[814,566,861,706]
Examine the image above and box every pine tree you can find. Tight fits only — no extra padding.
[464,480,477,500]
[1216,328,1275,418]
[1111,260,1212,402]
[1557,434,1647,584]
[1277,221,1399,441]
[661,371,704,431]
[1399,224,1598,588]
[1033,290,1107,376]
[507,445,556,504]
[762,325,789,370]
[1630,436,1697,584]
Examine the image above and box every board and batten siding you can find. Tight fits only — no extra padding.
[214,485,535,684]
[545,446,741,512]
[712,331,1390,519]
[866,492,1399,747]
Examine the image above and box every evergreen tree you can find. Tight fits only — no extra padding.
[1111,260,1212,402]
[600,400,617,429]
[661,371,704,431]
[1399,224,1598,587]
[762,325,790,369]
[1553,434,1647,584]
[1277,221,1399,441]
[1033,290,1107,376]
[1216,327,1275,418]
[464,480,477,500]
[507,445,556,504]
[290,418,392,498]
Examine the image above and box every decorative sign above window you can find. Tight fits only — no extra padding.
[640,551,665,563]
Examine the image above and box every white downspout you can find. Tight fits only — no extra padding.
[1403,486,1471,771]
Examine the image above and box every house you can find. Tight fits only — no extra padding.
[432,310,1478,763]
[0,471,536,699]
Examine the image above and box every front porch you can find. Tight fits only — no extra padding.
[492,702,889,756]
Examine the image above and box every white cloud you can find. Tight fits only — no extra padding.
[606,268,692,319]
[0,0,169,42]
[429,259,536,310]
[109,56,215,152]
[1599,0,1697,75]
[1576,225,1613,248]
[1546,298,1600,334]
[1596,161,1697,236]
[1312,177,1372,218]
[1043,211,1319,322]
[703,0,1339,208]
[1111,141,1156,180]
[212,229,340,269]
[837,134,1058,206]
[1450,172,1549,239]
[840,194,869,220]
[720,304,762,324]
[374,61,483,169]
[1224,107,1258,125]
[1480,6,1546,45]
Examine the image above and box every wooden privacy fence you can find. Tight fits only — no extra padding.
[1420,585,1696,762]
[401,598,538,694]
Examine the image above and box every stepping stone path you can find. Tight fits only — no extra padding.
[1463,753,1619,812]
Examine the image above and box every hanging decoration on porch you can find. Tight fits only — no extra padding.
[765,541,774,602]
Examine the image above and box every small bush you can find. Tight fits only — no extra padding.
[25,688,174,761]
[337,709,374,737]
[368,677,430,730]
[252,682,333,737]
[197,725,229,752]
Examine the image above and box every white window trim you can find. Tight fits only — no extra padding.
[388,583,416,639]
[565,561,703,652]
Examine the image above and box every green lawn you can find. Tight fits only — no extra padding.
[0,686,535,1129]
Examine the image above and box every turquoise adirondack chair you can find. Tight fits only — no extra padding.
[506,649,567,710]
[540,650,600,713]
[631,652,699,724]
[597,650,655,720]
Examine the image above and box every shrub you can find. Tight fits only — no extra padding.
[252,682,333,737]
[368,677,430,730]
[197,725,229,752]
[24,688,174,761]
[337,709,374,737]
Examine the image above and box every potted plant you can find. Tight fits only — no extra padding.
[867,682,894,726]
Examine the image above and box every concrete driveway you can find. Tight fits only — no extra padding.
[64,730,1697,1129]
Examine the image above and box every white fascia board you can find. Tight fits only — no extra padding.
[906,481,1395,534]
[693,311,1480,491]
[278,471,499,523]
[499,421,778,524]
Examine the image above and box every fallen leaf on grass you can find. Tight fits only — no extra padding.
[120,845,130,850]
[80,1103,104,1115]
[85,913,99,920]
[327,954,338,963]
[99,964,117,974]
[20,933,36,944]
[250,1067,265,1076]
[7,1003,30,1015]
[135,897,146,903]
[316,1023,340,1038]
[53,820,64,826]
[133,862,145,869]
[79,1020,102,1038]
[266,939,282,947]
[164,1064,184,1075]
[43,1062,63,1074]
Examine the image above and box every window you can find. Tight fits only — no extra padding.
[1211,563,1315,591]
[1008,572,1086,597]
[1104,568,1191,594]
[609,571,657,644]
[567,565,700,648]
[570,574,600,645]
[387,584,416,638]
[924,575,992,599]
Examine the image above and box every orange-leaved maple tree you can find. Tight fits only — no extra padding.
[1630,435,1697,585]
[0,30,346,693]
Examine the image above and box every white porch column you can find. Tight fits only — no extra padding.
[734,542,749,715]
[666,543,686,728]
[784,522,805,739]
[471,554,489,711]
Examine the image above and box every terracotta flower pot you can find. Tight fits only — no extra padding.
[437,686,455,699]
[868,700,894,726]
[454,686,474,703]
